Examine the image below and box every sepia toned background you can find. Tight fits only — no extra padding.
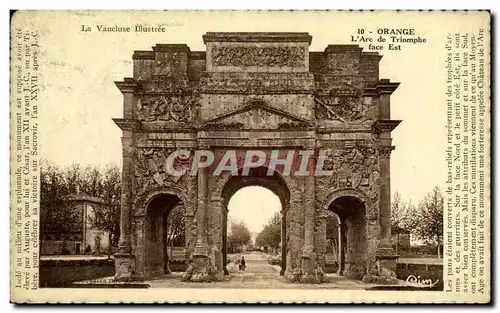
[9,10,490,303]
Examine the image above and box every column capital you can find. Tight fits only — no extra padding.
[379,145,395,158]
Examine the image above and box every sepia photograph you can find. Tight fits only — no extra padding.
[9,10,490,303]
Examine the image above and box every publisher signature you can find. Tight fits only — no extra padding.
[406,275,439,288]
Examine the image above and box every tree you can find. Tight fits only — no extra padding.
[256,212,281,253]
[228,220,251,253]
[87,165,122,256]
[413,187,444,258]
[165,205,185,257]
[391,192,405,253]
[255,212,281,250]
[40,160,80,240]
[40,160,122,256]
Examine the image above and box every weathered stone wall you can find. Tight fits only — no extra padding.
[40,258,115,288]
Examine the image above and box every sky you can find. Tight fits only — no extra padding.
[228,186,281,233]
[15,11,487,231]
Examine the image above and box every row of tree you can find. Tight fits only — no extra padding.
[40,160,122,250]
[255,212,281,252]
[391,186,444,258]
[227,220,251,253]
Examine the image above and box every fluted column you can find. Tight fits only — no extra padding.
[118,135,134,254]
[194,165,209,257]
[375,145,398,278]
[189,165,212,282]
[303,151,315,255]
[113,79,140,282]
[300,150,321,283]
[378,146,393,248]
[280,210,287,276]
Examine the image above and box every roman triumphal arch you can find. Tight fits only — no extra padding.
[113,32,401,283]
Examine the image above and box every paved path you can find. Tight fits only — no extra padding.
[147,251,372,289]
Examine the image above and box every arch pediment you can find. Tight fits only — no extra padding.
[200,99,313,130]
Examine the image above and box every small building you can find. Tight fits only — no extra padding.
[41,194,111,255]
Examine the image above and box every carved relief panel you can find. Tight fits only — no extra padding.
[134,147,193,194]
[319,144,380,213]
[137,95,199,122]
[315,95,374,125]
[211,46,306,68]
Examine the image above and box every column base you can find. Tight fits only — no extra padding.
[182,254,224,282]
[298,252,323,284]
[361,247,399,285]
[114,253,143,282]
[345,263,366,280]
[376,246,399,273]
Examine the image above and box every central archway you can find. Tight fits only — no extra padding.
[220,166,290,276]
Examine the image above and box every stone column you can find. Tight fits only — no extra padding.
[114,134,137,281]
[379,146,393,248]
[222,205,229,275]
[376,145,398,275]
[337,220,346,276]
[372,80,401,280]
[300,150,321,283]
[113,79,141,282]
[208,197,224,280]
[280,210,287,276]
[190,165,211,282]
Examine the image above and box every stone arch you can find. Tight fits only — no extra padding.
[219,166,291,276]
[320,188,377,220]
[134,186,188,217]
[215,165,293,206]
[321,188,372,280]
[133,187,189,279]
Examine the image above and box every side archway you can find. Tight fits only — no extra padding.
[321,188,372,280]
[133,188,187,279]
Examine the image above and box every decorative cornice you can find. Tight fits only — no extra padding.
[113,118,142,131]
[360,52,383,61]
[203,32,312,44]
[371,120,402,133]
[376,79,400,94]
[132,51,155,60]
[152,44,190,53]
[324,44,363,53]
[363,79,400,96]
[115,78,142,94]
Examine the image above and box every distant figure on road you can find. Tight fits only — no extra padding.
[239,256,246,271]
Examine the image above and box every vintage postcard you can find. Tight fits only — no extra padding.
[10,10,490,303]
